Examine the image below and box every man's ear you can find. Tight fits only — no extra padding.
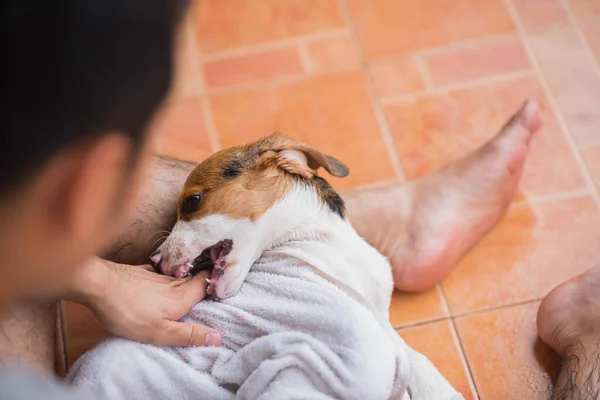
[57,132,133,240]
[259,133,349,179]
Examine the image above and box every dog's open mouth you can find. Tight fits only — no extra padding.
[189,239,233,296]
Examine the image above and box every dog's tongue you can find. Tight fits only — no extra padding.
[210,246,220,263]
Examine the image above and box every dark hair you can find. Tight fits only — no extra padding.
[1,0,188,194]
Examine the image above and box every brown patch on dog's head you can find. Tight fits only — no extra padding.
[178,133,349,221]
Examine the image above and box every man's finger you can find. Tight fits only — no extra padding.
[156,320,222,347]
[177,270,211,305]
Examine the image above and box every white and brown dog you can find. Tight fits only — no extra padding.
[69,134,461,400]
[150,133,392,311]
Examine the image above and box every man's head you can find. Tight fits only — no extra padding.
[0,0,187,302]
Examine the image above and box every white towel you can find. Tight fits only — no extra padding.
[68,249,463,400]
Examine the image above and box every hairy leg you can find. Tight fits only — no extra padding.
[0,302,57,374]
[553,341,600,400]
[538,265,600,399]
[103,156,195,265]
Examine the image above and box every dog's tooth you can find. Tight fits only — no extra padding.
[205,278,212,284]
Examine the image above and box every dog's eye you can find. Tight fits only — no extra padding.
[181,195,202,214]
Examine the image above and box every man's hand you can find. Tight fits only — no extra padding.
[70,257,222,347]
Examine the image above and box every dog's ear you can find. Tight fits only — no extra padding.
[257,133,349,179]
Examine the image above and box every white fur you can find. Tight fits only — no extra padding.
[158,184,393,312]
[70,178,461,399]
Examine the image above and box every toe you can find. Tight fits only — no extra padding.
[520,100,543,133]
[487,100,542,176]
[496,100,542,147]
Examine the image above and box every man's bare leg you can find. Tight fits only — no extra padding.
[345,100,543,291]
[103,156,195,266]
[538,266,600,399]
[0,302,57,374]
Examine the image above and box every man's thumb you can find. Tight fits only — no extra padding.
[158,321,222,347]
[178,270,211,305]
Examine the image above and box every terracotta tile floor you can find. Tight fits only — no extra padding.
[58,1,600,398]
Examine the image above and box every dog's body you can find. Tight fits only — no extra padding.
[68,135,462,400]
[177,182,395,314]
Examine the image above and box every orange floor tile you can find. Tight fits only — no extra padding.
[455,302,559,399]
[399,320,475,399]
[61,1,600,398]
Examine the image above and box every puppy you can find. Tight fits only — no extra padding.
[150,134,392,310]
[68,134,462,400]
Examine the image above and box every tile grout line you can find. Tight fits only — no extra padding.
[164,15,205,105]
[393,315,450,331]
[511,187,592,205]
[346,179,590,205]
[447,321,481,400]
[348,183,590,208]
[432,70,533,95]
[452,298,542,320]
[578,139,600,151]
[438,284,480,400]
[200,98,221,152]
[345,179,404,192]
[562,2,600,88]
[201,71,330,97]
[562,0,600,197]
[185,10,213,147]
[411,54,434,93]
[198,29,351,62]
[412,33,520,57]
[184,14,207,97]
[337,0,407,182]
[380,70,534,105]
[502,0,600,210]
[296,40,314,74]
[359,34,522,74]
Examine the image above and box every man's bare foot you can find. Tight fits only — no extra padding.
[537,266,600,399]
[345,100,542,291]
